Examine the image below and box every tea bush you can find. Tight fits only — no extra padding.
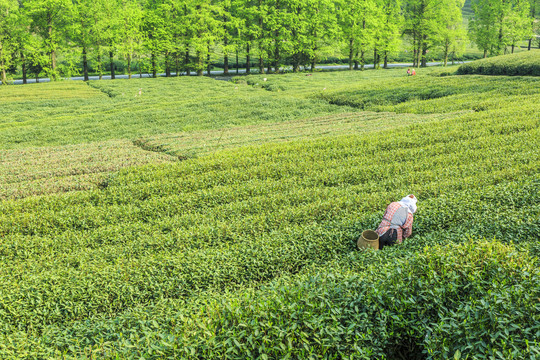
[457,51,540,76]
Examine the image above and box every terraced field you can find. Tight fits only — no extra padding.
[0,64,539,359]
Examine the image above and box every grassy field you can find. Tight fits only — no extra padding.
[0,64,539,358]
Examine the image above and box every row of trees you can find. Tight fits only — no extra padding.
[0,0,538,84]
[470,0,539,57]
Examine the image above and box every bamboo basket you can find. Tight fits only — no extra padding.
[357,230,380,250]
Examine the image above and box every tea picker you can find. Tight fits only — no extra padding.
[358,195,418,250]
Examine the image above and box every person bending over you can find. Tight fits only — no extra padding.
[376,195,417,249]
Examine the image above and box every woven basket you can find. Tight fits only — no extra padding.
[357,230,380,250]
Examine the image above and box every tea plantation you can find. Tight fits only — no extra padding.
[0,65,539,359]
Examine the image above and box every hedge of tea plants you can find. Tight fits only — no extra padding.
[0,140,175,200]
[240,69,539,114]
[3,240,538,359]
[457,51,540,76]
[0,77,353,150]
[315,75,539,114]
[1,96,539,357]
[0,70,539,358]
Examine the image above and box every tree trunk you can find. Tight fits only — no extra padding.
[311,26,318,71]
[293,60,299,72]
[354,50,359,70]
[273,39,279,73]
[165,52,171,77]
[21,51,27,84]
[223,37,229,75]
[185,48,190,76]
[236,50,239,74]
[483,49,487,58]
[421,36,427,67]
[50,52,56,78]
[259,55,264,74]
[83,46,89,81]
[246,43,251,74]
[529,3,536,51]
[110,51,115,79]
[412,32,417,67]
[348,38,354,70]
[273,0,280,73]
[197,50,203,76]
[293,52,300,73]
[97,54,103,80]
[443,41,449,67]
[511,44,515,54]
[48,17,56,79]
[0,58,7,85]
[373,48,378,69]
[257,0,264,74]
[0,45,6,84]
[127,54,132,79]
[207,44,211,76]
[152,51,157,78]
[292,29,299,72]
[497,12,504,55]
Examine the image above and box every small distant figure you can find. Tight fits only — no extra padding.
[306,73,313,77]
[411,69,416,76]
[376,194,418,249]
[407,68,411,76]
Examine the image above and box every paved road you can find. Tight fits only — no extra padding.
[5,62,464,85]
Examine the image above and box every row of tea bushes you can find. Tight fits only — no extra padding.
[0,97,538,348]
[5,240,538,359]
[0,70,538,357]
[457,51,540,76]
[0,77,354,150]
[316,75,539,114]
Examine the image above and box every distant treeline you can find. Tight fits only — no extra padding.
[0,0,539,84]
